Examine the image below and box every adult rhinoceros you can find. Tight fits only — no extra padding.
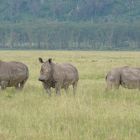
[0,61,29,90]
[38,58,79,96]
[106,66,140,90]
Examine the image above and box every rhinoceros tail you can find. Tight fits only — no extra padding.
[25,66,29,80]
[119,73,123,85]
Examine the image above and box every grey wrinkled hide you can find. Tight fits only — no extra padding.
[38,58,79,96]
[0,61,29,90]
[106,66,140,90]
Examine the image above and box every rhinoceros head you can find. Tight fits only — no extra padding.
[38,57,52,82]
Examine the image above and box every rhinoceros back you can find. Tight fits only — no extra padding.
[53,63,79,86]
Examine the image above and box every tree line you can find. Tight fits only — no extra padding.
[0,21,140,50]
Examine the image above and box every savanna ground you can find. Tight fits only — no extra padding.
[0,51,140,140]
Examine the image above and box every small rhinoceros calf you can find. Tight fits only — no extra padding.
[106,66,140,90]
[0,61,29,90]
[38,58,79,96]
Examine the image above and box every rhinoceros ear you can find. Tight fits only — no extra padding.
[48,58,52,64]
[39,57,44,63]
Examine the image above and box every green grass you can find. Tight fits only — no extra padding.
[0,51,140,140]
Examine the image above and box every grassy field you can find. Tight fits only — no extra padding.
[0,51,140,140]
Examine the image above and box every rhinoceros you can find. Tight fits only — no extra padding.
[0,61,29,90]
[106,66,140,90]
[38,58,79,96]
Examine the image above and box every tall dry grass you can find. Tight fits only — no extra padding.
[0,51,139,140]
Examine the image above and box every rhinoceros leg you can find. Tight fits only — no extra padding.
[73,81,78,95]
[55,83,61,95]
[15,80,26,90]
[64,86,69,94]
[106,80,120,91]
[114,83,120,89]
[42,83,51,96]
[19,80,27,89]
[46,88,51,96]
[15,83,22,90]
[1,81,8,90]
[106,81,113,91]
